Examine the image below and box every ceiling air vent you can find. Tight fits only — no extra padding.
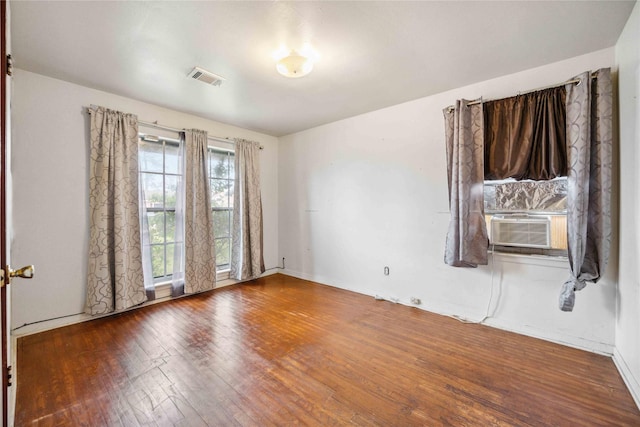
[188,66,225,87]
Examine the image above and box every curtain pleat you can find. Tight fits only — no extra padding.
[443,100,488,267]
[231,139,265,280]
[560,69,613,311]
[183,130,216,294]
[484,87,567,180]
[86,106,147,315]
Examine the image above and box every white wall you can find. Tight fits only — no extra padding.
[614,0,640,407]
[10,69,279,329]
[279,48,618,354]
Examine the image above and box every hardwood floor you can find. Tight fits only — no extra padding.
[15,274,640,426]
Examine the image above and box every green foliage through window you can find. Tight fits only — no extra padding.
[209,148,234,270]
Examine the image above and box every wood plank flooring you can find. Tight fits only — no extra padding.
[15,274,640,426]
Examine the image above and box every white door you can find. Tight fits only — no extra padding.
[1,4,33,426]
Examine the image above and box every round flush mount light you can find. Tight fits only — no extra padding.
[273,45,319,78]
[276,51,313,78]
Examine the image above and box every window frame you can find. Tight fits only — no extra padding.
[139,134,236,287]
[208,147,235,275]
[139,135,182,284]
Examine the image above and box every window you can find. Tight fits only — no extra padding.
[209,149,234,271]
[139,135,235,283]
[484,177,568,257]
[139,136,182,282]
[479,86,568,258]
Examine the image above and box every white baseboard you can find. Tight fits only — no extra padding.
[279,269,614,356]
[483,318,614,356]
[260,268,281,277]
[280,269,344,290]
[613,347,640,410]
[12,312,95,337]
[11,294,182,337]
[11,270,282,338]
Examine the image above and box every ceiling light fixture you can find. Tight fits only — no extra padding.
[276,50,313,78]
[273,44,319,79]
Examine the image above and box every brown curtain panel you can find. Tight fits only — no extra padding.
[484,87,567,180]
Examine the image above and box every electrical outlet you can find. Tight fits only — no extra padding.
[410,297,422,305]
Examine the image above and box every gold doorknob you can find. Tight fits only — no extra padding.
[1,264,35,287]
[10,265,35,279]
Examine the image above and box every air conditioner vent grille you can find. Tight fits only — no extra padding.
[188,67,225,87]
[490,216,551,249]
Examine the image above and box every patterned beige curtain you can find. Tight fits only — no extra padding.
[86,106,147,315]
[183,130,217,294]
[560,68,613,311]
[443,100,488,267]
[231,139,265,280]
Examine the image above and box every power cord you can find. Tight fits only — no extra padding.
[12,311,85,332]
[448,244,498,325]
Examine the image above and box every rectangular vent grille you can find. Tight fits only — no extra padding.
[188,67,225,86]
[490,216,551,249]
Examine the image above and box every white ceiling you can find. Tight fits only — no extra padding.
[10,1,636,137]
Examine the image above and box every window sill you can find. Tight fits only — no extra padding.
[154,281,173,299]
[153,269,233,298]
[216,269,231,281]
[489,250,569,269]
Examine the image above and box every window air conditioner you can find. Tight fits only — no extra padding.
[490,215,551,249]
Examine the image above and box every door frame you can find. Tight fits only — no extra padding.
[1,0,9,425]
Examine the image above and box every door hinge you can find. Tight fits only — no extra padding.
[5,54,12,76]
[6,366,11,387]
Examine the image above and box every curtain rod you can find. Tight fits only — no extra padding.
[446,72,598,111]
[87,105,263,149]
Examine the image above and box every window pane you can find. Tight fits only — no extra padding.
[213,210,230,238]
[166,243,175,276]
[228,154,235,180]
[139,140,163,173]
[209,151,228,179]
[141,173,163,208]
[147,212,165,244]
[211,178,230,208]
[165,141,180,174]
[139,137,187,283]
[228,180,234,209]
[165,175,178,209]
[215,238,230,267]
[166,211,176,243]
[151,245,165,278]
